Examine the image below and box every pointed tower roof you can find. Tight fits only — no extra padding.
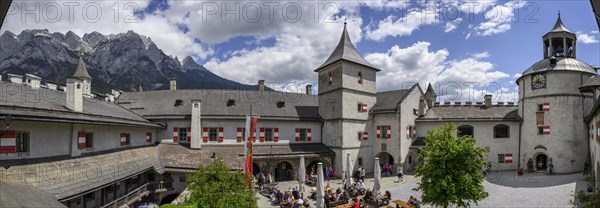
[71,56,91,80]
[547,11,573,34]
[425,83,436,96]
[315,22,379,72]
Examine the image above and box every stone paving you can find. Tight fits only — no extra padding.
[256,171,589,208]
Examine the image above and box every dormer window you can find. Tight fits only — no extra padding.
[277,100,285,108]
[227,99,236,107]
[174,99,184,107]
[358,72,363,84]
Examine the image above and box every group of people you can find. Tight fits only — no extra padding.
[381,163,394,177]
[257,172,273,191]
[272,187,310,208]
[352,167,366,182]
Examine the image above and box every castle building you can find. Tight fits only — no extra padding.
[1,13,598,207]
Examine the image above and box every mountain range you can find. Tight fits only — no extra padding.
[0,29,261,93]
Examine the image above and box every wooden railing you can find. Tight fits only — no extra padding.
[148,180,173,193]
[101,183,149,208]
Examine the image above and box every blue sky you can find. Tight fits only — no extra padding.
[2,0,599,101]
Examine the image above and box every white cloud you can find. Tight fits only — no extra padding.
[366,10,438,41]
[472,51,490,59]
[513,73,522,78]
[365,42,509,93]
[576,31,599,44]
[444,18,462,32]
[465,32,472,39]
[475,0,526,36]
[592,31,599,34]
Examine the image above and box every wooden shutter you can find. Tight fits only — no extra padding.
[543,103,550,112]
[0,130,16,153]
[504,153,513,163]
[120,133,127,146]
[377,126,381,138]
[218,127,224,142]
[274,128,279,142]
[78,132,86,149]
[172,127,178,142]
[307,128,312,141]
[295,128,300,141]
[386,126,391,138]
[412,126,417,138]
[362,132,368,140]
[202,128,208,143]
[543,126,550,135]
[236,128,243,142]
[259,128,265,142]
[187,127,191,142]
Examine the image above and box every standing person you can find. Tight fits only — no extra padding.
[383,163,389,177]
[396,170,404,183]
[360,167,366,182]
[548,159,554,175]
[258,173,265,191]
[584,162,589,175]
[527,158,534,173]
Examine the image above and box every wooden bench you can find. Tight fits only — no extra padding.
[328,201,346,207]
[391,200,415,208]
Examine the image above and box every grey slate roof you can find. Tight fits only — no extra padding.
[425,83,436,96]
[0,176,67,208]
[520,57,596,77]
[372,84,422,113]
[580,75,600,91]
[117,90,320,120]
[418,106,520,121]
[0,82,160,127]
[0,146,164,200]
[411,137,426,147]
[71,56,91,79]
[159,143,334,172]
[547,14,573,34]
[315,23,379,71]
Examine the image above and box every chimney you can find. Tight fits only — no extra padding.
[25,74,41,89]
[306,84,312,95]
[190,99,202,149]
[111,89,121,99]
[484,95,492,108]
[549,56,557,65]
[8,74,22,84]
[418,99,426,116]
[465,101,472,106]
[169,78,177,91]
[258,80,265,91]
[66,77,84,112]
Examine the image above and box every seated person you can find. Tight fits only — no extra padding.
[362,189,373,202]
[357,181,366,190]
[408,196,421,208]
[382,190,391,203]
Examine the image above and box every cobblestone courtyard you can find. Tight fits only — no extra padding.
[256,171,588,208]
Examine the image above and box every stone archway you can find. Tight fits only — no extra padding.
[536,154,548,171]
[306,159,332,176]
[160,193,180,205]
[275,161,294,181]
[376,152,395,166]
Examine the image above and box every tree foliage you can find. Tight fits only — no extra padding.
[414,123,489,208]
[570,171,600,208]
[183,158,258,208]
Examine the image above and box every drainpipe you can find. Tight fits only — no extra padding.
[517,79,524,171]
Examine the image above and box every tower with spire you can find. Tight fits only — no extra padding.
[424,83,437,108]
[315,21,380,173]
[66,55,92,112]
[543,11,577,59]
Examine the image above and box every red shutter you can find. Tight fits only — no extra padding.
[362,104,368,112]
[202,128,208,143]
[78,132,86,149]
[146,133,151,143]
[504,153,513,163]
[406,126,410,139]
[295,128,300,141]
[328,72,333,85]
[412,126,417,138]
[543,103,550,112]
[362,132,368,140]
[386,126,391,139]
[187,127,191,142]
[307,128,312,141]
[358,72,362,84]
[0,130,16,153]
[377,126,381,138]
[543,126,550,135]
[120,133,127,146]
[236,128,243,142]
[274,128,279,142]
[259,128,265,142]
[172,127,178,142]
[218,127,224,142]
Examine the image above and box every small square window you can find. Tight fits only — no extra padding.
[537,104,544,112]
[299,129,307,141]
[209,128,218,141]
[265,128,273,141]
[85,133,94,148]
[498,154,505,163]
[538,127,544,135]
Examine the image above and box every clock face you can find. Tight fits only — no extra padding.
[532,74,546,89]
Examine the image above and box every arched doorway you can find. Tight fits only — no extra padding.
[160,193,180,205]
[253,163,260,175]
[306,160,332,175]
[275,161,293,181]
[375,152,395,167]
[536,154,548,171]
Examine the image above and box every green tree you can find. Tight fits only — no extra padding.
[414,123,489,208]
[570,170,600,208]
[183,158,258,208]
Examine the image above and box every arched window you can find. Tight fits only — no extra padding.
[457,125,474,138]
[358,72,363,84]
[494,124,510,138]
